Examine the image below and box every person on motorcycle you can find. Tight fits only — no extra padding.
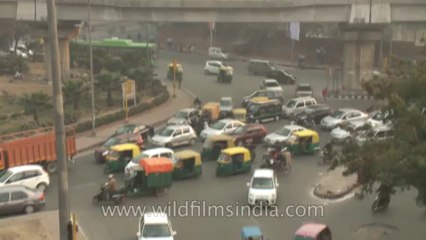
[322,141,333,162]
[193,97,201,109]
[377,184,392,207]
[303,115,315,129]
[105,174,117,200]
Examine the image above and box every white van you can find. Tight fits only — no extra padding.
[124,148,177,176]
[247,169,278,206]
[208,47,229,60]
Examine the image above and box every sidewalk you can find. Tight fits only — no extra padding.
[0,210,86,240]
[75,85,193,153]
[313,166,359,199]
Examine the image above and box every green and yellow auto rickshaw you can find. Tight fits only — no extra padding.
[201,135,236,161]
[173,150,202,179]
[233,108,247,122]
[216,147,252,176]
[103,143,141,174]
[285,129,320,155]
[167,63,183,81]
[202,102,220,123]
[217,66,233,83]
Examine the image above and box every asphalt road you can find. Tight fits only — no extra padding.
[43,51,426,240]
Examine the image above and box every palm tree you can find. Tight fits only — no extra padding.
[95,70,120,107]
[19,91,51,125]
[62,79,87,110]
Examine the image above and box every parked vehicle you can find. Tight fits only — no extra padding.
[330,120,370,143]
[295,83,313,97]
[95,133,142,163]
[293,223,332,240]
[260,79,283,93]
[247,169,278,206]
[0,185,45,215]
[202,102,221,123]
[125,148,176,177]
[320,108,369,130]
[217,66,234,83]
[241,90,282,107]
[150,125,197,148]
[216,147,252,176]
[137,212,176,240]
[124,158,173,197]
[0,165,50,192]
[201,135,236,161]
[267,69,296,84]
[232,108,247,122]
[167,62,183,81]
[204,60,228,75]
[291,104,333,125]
[208,47,229,60]
[241,226,264,240]
[103,143,141,174]
[173,150,202,180]
[200,119,244,141]
[247,99,282,123]
[264,124,306,145]
[227,124,268,145]
[248,59,276,76]
[167,108,200,125]
[282,96,317,118]
[0,127,76,173]
[284,129,320,155]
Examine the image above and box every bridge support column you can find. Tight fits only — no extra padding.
[341,30,382,91]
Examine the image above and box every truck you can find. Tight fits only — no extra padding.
[0,127,76,173]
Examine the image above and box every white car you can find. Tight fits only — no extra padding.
[260,79,283,93]
[137,212,176,240]
[204,61,231,75]
[295,83,313,97]
[247,169,278,206]
[208,47,229,60]
[366,110,392,128]
[220,97,233,113]
[320,108,369,130]
[264,124,306,145]
[125,148,177,176]
[0,165,50,192]
[200,119,244,141]
[330,120,370,143]
[355,125,394,145]
[150,125,197,148]
[282,97,317,118]
[167,108,199,125]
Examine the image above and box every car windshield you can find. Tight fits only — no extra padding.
[275,127,291,136]
[220,100,232,106]
[116,125,135,134]
[251,177,274,189]
[330,110,345,119]
[0,170,13,183]
[103,138,120,147]
[142,224,171,237]
[265,81,279,87]
[211,121,227,130]
[159,128,175,137]
[297,85,312,91]
[232,125,247,134]
[174,111,188,118]
[132,153,149,163]
[286,100,297,108]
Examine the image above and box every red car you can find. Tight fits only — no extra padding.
[226,123,268,144]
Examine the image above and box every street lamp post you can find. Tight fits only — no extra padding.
[88,0,96,136]
[34,0,37,22]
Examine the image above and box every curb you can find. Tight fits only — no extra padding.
[313,183,360,199]
[327,94,375,100]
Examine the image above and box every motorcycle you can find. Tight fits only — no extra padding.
[302,118,316,129]
[92,184,125,205]
[260,148,290,173]
[371,193,390,212]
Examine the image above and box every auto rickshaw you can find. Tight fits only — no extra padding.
[232,108,247,122]
[217,66,233,83]
[167,63,183,81]
[173,150,202,179]
[242,226,264,240]
[202,102,220,123]
[124,157,173,197]
[293,223,332,240]
[201,134,236,161]
[216,147,252,176]
[285,129,320,155]
[103,143,141,174]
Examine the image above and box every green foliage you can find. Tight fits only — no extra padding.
[0,56,29,74]
[62,79,88,110]
[18,92,52,126]
[95,70,121,107]
[337,59,426,206]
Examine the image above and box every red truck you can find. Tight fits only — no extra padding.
[0,127,76,173]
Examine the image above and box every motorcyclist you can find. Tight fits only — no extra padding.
[242,138,256,160]
[104,174,117,200]
[303,115,315,129]
[193,97,201,109]
[322,141,333,162]
[377,184,392,207]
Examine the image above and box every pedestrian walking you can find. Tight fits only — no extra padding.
[322,87,328,102]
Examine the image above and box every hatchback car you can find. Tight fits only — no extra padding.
[267,69,296,84]
[208,47,229,60]
[247,169,278,206]
[226,124,268,144]
[204,60,230,75]
[167,108,200,125]
[295,83,313,97]
[94,133,141,163]
[320,108,369,130]
[0,165,50,192]
[291,104,333,125]
[200,119,244,141]
[0,185,45,215]
[264,124,306,145]
[125,148,177,176]
[260,79,284,93]
[137,212,176,240]
[248,59,276,76]
[150,125,197,148]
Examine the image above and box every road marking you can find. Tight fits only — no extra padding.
[71,182,98,190]
[78,224,89,240]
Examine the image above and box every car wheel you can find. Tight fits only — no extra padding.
[24,205,34,214]
[46,162,57,174]
[189,138,196,145]
[36,183,47,192]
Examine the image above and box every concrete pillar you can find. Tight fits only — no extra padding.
[59,38,70,79]
[43,37,52,84]
[341,30,381,90]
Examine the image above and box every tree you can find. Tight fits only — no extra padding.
[333,59,426,206]
[95,70,120,107]
[19,92,52,125]
[62,79,88,110]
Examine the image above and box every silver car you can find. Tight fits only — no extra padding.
[320,108,369,130]
[200,119,244,141]
[330,120,370,143]
[264,124,305,145]
[167,108,200,125]
[0,185,45,215]
[150,125,197,148]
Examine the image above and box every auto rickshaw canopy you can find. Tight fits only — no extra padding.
[219,66,233,74]
[233,108,247,115]
[204,134,235,148]
[292,129,320,142]
[139,157,173,175]
[174,150,202,166]
[168,63,183,72]
[108,143,141,160]
[218,147,251,163]
[294,223,330,239]
[202,102,220,120]
[242,226,262,239]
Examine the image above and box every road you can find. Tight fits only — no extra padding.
[44,51,425,240]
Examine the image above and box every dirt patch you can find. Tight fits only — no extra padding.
[0,219,53,240]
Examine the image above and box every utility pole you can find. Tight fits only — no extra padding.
[146,22,150,64]
[34,0,37,22]
[88,0,96,136]
[46,0,70,239]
